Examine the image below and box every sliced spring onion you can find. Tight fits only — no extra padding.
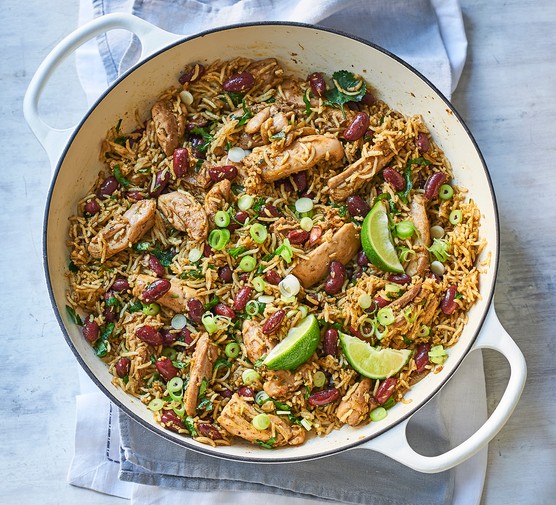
[239,255,256,272]
[360,318,376,337]
[245,299,260,316]
[171,313,187,330]
[142,302,160,316]
[430,225,445,239]
[214,210,231,228]
[395,220,415,239]
[275,239,293,263]
[449,209,462,225]
[298,305,308,319]
[417,324,431,337]
[255,391,271,405]
[430,260,445,276]
[429,345,448,365]
[438,184,454,200]
[286,309,297,319]
[252,413,270,431]
[397,246,415,263]
[252,276,266,292]
[179,89,193,105]
[250,223,268,243]
[382,396,396,410]
[172,403,186,417]
[279,274,301,298]
[295,197,314,213]
[370,406,388,422]
[242,369,260,385]
[300,418,313,431]
[313,371,326,388]
[188,247,203,263]
[161,347,178,361]
[237,194,254,211]
[281,295,296,304]
[148,398,165,411]
[358,293,373,309]
[169,390,183,402]
[167,376,184,393]
[202,312,218,333]
[377,307,395,326]
[257,295,275,304]
[428,238,450,262]
[300,216,313,231]
[208,229,231,250]
[225,342,240,359]
[228,146,247,162]
[385,283,401,294]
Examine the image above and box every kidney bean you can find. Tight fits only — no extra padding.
[308,226,322,246]
[203,244,213,257]
[346,101,362,112]
[141,278,171,303]
[375,378,397,405]
[160,410,186,433]
[197,422,223,440]
[424,172,447,200]
[323,328,339,356]
[185,117,209,132]
[228,210,249,231]
[136,325,163,346]
[238,386,255,398]
[276,178,294,193]
[441,285,458,315]
[307,72,326,97]
[218,265,233,283]
[414,343,432,373]
[387,273,412,285]
[82,318,99,343]
[262,309,286,335]
[324,261,347,295]
[115,357,130,378]
[291,171,308,193]
[260,204,280,218]
[352,267,364,280]
[361,91,376,106]
[357,250,369,267]
[103,304,117,323]
[160,329,177,346]
[429,272,442,283]
[208,165,238,182]
[265,270,282,285]
[172,148,190,178]
[346,195,370,217]
[214,303,235,319]
[149,170,170,198]
[343,112,370,141]
[189,135,206,159]
[187,298,204,323]
[222,71,255,92]
[373,296,389,309]
[349,325,368,341]
[287,229,310,245]
[308,388,340,406]
[148,254,166,277]
[179,327,194,346]
[97,176,119,198]
[128,127,145,148]
[233,286,253,311]
[383,167,406,191]
[126,190,145,202]
[84,199,101,215]
[111,277,130,292]
[238,272,250,282]
[416,132,430,153]
[178,63,205,85]
[156,357,180,381]
[220,388,234,399]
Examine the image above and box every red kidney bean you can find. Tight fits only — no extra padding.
[383,167,406,191]
[197,422,223,440]
[103,305,117,323]
[343,112,370,141]
[214,303,235,319]
[324,261,347,295]
[220,388,234,399]
[185,117,209,132]
[172,148,189,178]
[149,170,170,198]
[111,277,130,292]
[97,176,119,198]
[375,378,397,405]
[228,210,249,231]
[178,63,205,85]
[160,410,186,433]
[262,309,286,335]
[387,273,412,285]
[424,172,447,200]
[352,267,364,280]
[187,298,204,323]
[156,357,180,381]
[126,190,145,202]
[203,244,213,257]
[308,226,322,246]
[429,272,442,283]
[115,357,130,378]
[275,178,294,193]
[346,101,362,112]
[323,328,339,356]
[416,132,430,153]
[180,327,194,346]
[233,286,253,312]
[238,386,255,398]
[222,71,255,92]
[128,127,145,148]
[160,329,178,346]
[84,199,101,215]
[307,72,326,97]
[141,278,171,303]
[373,296,390,309]
[136,325,163,346]
[82,318,99,343]
[291,171,308,193]
[189,135,206,159]
[208,165,238,182]
[148,254,166,277]
[308,388,340,406]
[357,250,369,267]
[260,204,280,218]
[287,229,310,245]
[361,91,376,106]
[218,265,233,283]
[414,343,432,373]
[441,285,458,315]
[265,270,282,285]
[346,195,370,217]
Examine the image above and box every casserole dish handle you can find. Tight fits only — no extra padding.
[358,305,526,473]
[23,14,179,170]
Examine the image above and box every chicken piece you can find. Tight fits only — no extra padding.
[151,100,185,157]
[158,191,208,242]
[217,394,305,446]
[182,170,212,190]
[88,200,156,260]
[242,319,274,363]
[184,333,219,416]
[387,283,422,311]
[292,223,360,288]
[247,58,283,90]
[132,274,198,313]
[279,78,318,108]
[406,193,431,277]
[328,136,405,202]
[204,179,232,223]
[337,378,377,426]
[244,107,271,134]
[263,370,298,399]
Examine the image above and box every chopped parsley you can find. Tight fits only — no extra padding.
[113,164,130,188]
[325,70,367,111]
[231,183,245,195]
[229,245,248,258]
[65,305,83,326]
[68,260,79,273]
[303,89,312,116]
[128,302,143,313]
[152,245,175,267]
[256,437,276,449]
[204,296,220,310]
[113,136,128,147]
[134,241,150,252]
[95,323,115,357]
[233,99,253,127]
[189,126,214,152]
[185,416,198,437]
[396,167,413,204]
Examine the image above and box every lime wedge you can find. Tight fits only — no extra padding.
[361,200,404,273]
[339,332,412,379]
[263,315,320,370]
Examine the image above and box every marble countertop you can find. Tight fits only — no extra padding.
[2,0,555,503]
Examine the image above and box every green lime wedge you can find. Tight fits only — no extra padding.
[263,315,320,370]
[339,332,412,379]
[361,200,404,273]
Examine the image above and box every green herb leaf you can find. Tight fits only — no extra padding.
[396,167,413,204]
[115,118,122,133]
[231,183,245,195]
[197,397,213,412]
[134,241,150,252]
[253,355,266,369]
[198,378,208,399]
[213,357,231,370]
[172,360,189,369]
[113,164,130,188]
[252,197,267,213]
[288,414,303,426]
[204,296,220,310]
[407,157,432,167]
[330,202,348,218]
[68,260,79,273]
[128,302,143,313]
[229,246,248,258]
[185,416,198,437]
[274,400,291,412]
[325,70,367,110]
[256,437,276,449]
[114,136,128,147]
[190,126,214,152]
[65,305,83,326]
[152,245,175,267]
[303,89,313,116]
[234,99,253,127]
[105,296,119,307]
[180,269,204,280]
[95,322,115,357]
[269,131,286,140]
[226,92,244,107]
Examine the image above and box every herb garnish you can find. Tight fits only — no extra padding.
[66,305,83,326]
[256,437,276,449]
[325,70,367,111]
[113,164,130,188]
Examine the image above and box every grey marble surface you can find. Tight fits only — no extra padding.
[2,0,555,503]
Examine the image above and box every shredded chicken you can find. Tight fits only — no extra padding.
[132,274,198,312]
[263,370,298,399]
[242,319,274,363]
[158,190,208,242]
[337,378,377,426]
[204,179,232,223]
[151,100,185,157]
[406,193,431,276]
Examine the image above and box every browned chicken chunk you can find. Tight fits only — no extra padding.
[204,179,232,223]
[263,370,298,399]
[158,191,208,242]
[337,378,377,426]
[151,100,185,157]
[406,193,431,276]
[242,319,274,363]
[132,274,198,313]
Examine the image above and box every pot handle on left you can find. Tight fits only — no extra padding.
[357,305,526,473]
[23,13,180,169]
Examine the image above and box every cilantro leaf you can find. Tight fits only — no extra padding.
[303,89,313,116]
[68,260,79,273]
[396,167,413,204]
[229,246,248,258]
[113,164,130,188]
[95,323,115,357]
[190,126,214,152]
[256,437,276,449]
[66,305,83,326]
[234,99,253,127]
[325,70,367,110]
[152,245,175,267]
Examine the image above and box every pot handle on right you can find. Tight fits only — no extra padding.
[360,305,526,473]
